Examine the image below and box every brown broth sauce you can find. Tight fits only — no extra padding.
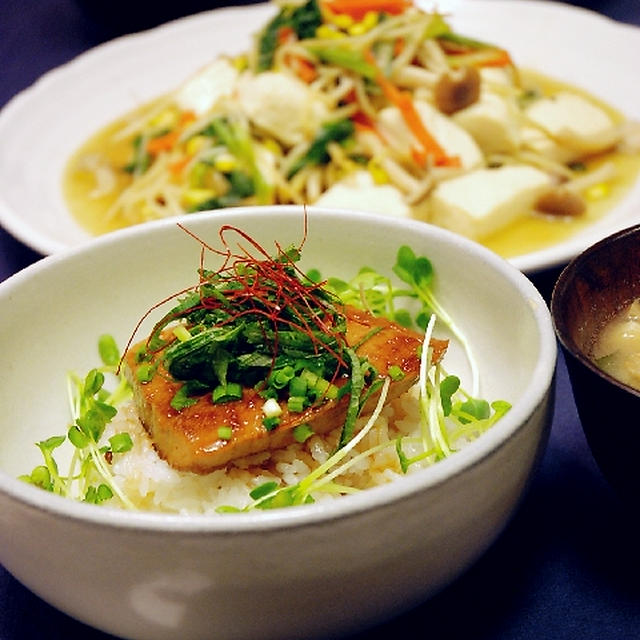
[63,102,161,235]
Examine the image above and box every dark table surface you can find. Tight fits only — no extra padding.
[1,1,640,638]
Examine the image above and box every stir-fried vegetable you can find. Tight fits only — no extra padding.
[286,118,355,177]
[66,0,637,250]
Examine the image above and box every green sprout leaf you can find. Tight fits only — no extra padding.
[98,334,120,367]
[440,375,460,416]
[21,335,135,509]
[109,432,134,454]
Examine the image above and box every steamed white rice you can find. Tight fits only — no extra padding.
[102,385,431,514]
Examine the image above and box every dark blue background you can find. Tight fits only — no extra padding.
[1,1,639,638]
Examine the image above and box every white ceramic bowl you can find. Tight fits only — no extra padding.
[0,207,556,640]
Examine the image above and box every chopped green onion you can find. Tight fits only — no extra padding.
[313,376,339,400]
[287,396,307,413]
[262,416,281,431]
[300,369,318,387]
[136,363,155,383]
[289,375,308,398]
[173,325,192,342]
[269,366,295,390]
[293,424,314,443]
[217,426,233,440]
[388,365,405,381]
[262,397,283,418]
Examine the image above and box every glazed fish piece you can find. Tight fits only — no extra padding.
[124,307,447,473]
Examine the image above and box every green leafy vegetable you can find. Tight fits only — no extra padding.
[135,237,362,425]
[306,46,378,79]
[327,244,481,396]
[286,119,355,178]
[257,0,323,71]
[123,135,151,175]
[192,117,272,208]
[19,336,135,508]
[215,236,514,512]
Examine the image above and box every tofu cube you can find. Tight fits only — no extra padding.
[525,91,621,155]
[175,58,239,116]
[314,170,411,217]
[453,92,521,155]
[520,125,576,164]
[429,165,552,239]
[377,100,484,169]
[237,72,328,146]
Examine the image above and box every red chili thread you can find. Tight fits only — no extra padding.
[119,212,347,374]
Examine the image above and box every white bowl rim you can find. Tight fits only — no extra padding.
[0,206,557,534]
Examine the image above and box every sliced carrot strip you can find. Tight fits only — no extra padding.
[363,49,460,167]
[179,110,197,126]
[447,48,513,69]
[169,156,192,177]
[289,55,318,83]
[393,37,405,57]
[323,0,412,20]
[351,111,376,131]
[147,111,196,156]
[277,25,296,45]
[147,131,180,155]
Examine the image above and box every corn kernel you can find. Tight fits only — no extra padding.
[185,135,207,156]
[332,13,354,29]
[316,24,346,39]
[182,188,217,208]
[189,162,208,187]
[362,11,379,29]
[262,138,282,156]
[148,108,177,130]
[214,153,237,172]
[232,54,248,71]
[585,182,611,201]
[348,12,379,36]
[368,159,389,184]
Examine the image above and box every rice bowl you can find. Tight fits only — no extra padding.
[0,206,556,640]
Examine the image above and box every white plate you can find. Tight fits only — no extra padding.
[0,0,639,270]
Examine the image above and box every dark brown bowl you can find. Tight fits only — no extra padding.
[551,224,640,497]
